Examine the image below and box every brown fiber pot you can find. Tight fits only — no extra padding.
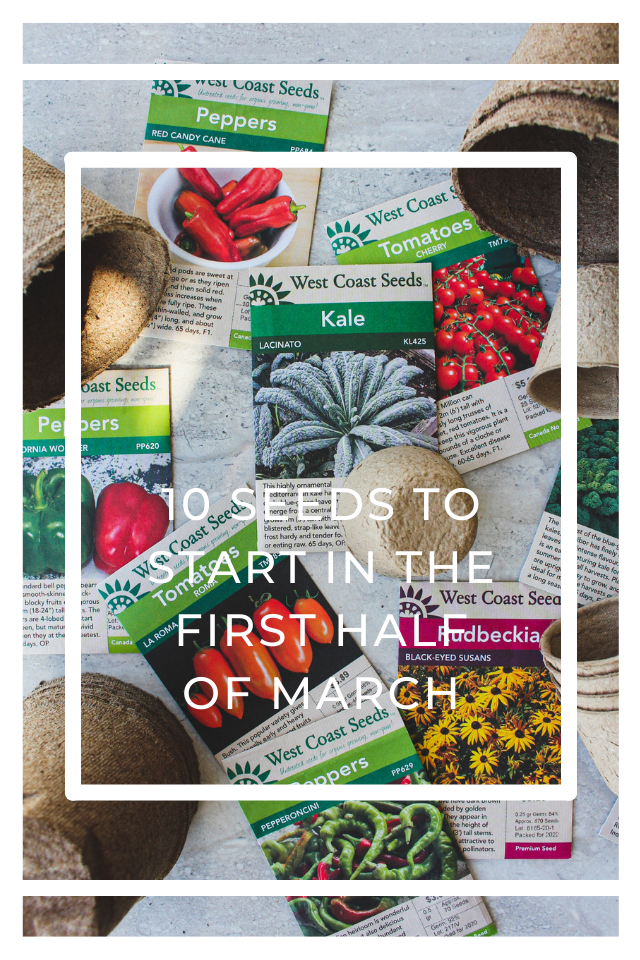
[539,597,618,793]
[526,264,619,417]
[451,25,618,263]
[23,148,171,411]
[23,675,199,936]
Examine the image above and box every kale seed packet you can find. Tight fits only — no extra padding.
[326,179,560,472]
[250,263,436,552]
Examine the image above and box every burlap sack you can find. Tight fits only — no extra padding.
[23,674,199,936]
[23,148,171,411]
[451,25,618,263]
[539,597,618,792]
[527,264,619,417]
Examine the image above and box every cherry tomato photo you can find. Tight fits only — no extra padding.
[452,330,476,355]
[501,351,517,372]
[433,301,444,322]
[485,369,509,382]
[527,292,547,313]
[483,277,500,296]
[433,267,449,281]
[436,362,461,391]
[499,280,516,297]
[474,310,494,333]
[521,266,538,286]
[435,329,455,352]
[187,693,223,728]
[437,286,456,306]
[511,266,523,283]
[462,363,480,383]
[476,348,500,373]
[467,286,485,305]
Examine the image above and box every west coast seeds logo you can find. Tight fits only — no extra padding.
[249,274,292,306]
[151,80,192,98]
[226,761,273,784]
[98,579,148,615]
[326,220,371,256]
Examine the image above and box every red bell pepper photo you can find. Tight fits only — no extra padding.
[182,211,242,262]
[216,167,283,218]
[178,165,223,204]
[93,482,170,574]
[228,196,305,239]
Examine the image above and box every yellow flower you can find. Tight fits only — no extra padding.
[457,671,481,691]
[469,746,500,776]
[540,774,561,785]
[425,718,460,749]
[454,691,480,718]
[439,763,466,785]
[498,723,535,753]
[537,682,560,703]
[460,716,494,745]
[395,682,421,706]
[486,666,530,690]
[531,709,561,736]
[476,684,515,712]
[404,702,435,726]
[416,738,438,772]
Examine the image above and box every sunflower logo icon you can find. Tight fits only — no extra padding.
[326,221,371,255]
[98,579,147,615]
[399,585,441,619]
[151,80,192,98]
[226,761,272,784]
[249,274,292,306]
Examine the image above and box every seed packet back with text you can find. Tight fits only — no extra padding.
[520,418,619,604]
[100,493,421,784]
[23,368,172,655]
[326,179,559,472]
[250,262,437,553]
[134,77,331,349]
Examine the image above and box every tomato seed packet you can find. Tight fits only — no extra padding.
[22,368,172,655]
[249,262,437,552]
[397,581,562,787]
[326,179,560,472]
[133,75,331,349]
[520,418,619,605]
[99,491,419,780]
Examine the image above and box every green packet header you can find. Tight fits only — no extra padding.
[146,78,332,151]
[325,178,512,267]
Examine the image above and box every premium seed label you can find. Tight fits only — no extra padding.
[250,263,436,552]
[22,368,172,655]
[397,582,562,787]
[133,77,331,349]
[520,418,619,605]
[326,180,561,472]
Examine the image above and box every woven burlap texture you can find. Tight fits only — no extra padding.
[23,674,199,934]
[527,264,618,417]
[510,23,619,65]
[23,148,171,410]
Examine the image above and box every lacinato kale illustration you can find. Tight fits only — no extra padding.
[253,351,437,478]
[545,467,561,517]
[577,420,619,537]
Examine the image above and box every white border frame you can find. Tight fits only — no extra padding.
[64,149,577,802]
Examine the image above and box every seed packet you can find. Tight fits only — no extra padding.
[22,368,172,655]
[284,894,496,937]
[397,581,561,786]
[520,418,619,605]
[241,798,470,882]
[250,262,437,552]
[326,179,560,472]
[99,492,420,780]
[440,800,572,859]
[133,77,331,349]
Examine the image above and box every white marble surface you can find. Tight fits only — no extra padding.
[22,22,616,937]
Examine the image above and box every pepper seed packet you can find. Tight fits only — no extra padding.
[397,582,561,787]
[519,418,619,605]
[22,368,172,655]
[99,492,422,783]
[134,77,331,349]
[326,179,560,473]
[284,894,496,938]
[250,262,437,553]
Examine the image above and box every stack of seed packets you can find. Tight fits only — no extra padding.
[249,262,437,552]
[325,179,560,473]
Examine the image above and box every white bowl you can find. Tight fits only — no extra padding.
[147,167,298,271]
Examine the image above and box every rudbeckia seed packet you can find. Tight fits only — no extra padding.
[397,582,562,788]
[250,262,437,552]
[326,179,560,473]
[133,75,331,349]
[520,419,619,605]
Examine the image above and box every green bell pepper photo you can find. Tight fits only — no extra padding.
[23,468,95,576]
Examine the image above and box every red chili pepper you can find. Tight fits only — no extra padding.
[222,179,237,197]
[229,196,305,239]
[178,165,223,203]
[235,235,268,261]
[399,775,412,784]
[217,167,283,217]
[183,211,242,262]
[186,693,222,728]
[175,190,234,239]
[93,482,169,574]
[330,899,388,924]
[332,855,340,868]
[317,862,330,880]
[253,597,312,673]
[354,838,372,861]
[220,628,281,701]
[180,146,197,153]
[375,849,429,869]
[174,230,203,257]
[328,868,341,879]
[385,818,400,832]
[193,647,244,719]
